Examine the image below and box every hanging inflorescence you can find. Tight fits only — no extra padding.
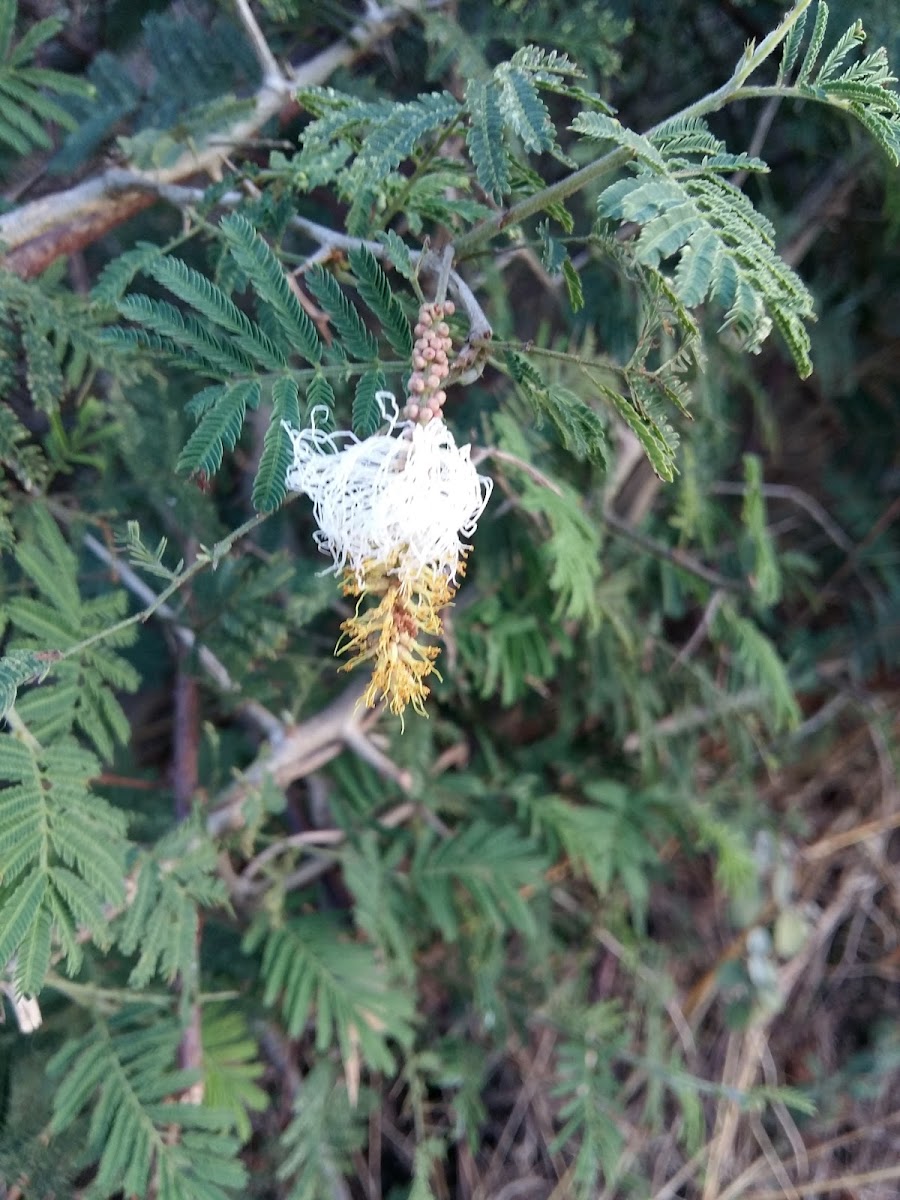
[284,302,492,719]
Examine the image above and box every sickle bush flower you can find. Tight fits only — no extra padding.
[283,392,492,718]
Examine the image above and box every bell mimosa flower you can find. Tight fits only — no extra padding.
[283,391,491,719]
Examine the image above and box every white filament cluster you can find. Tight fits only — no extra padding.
[283,392,492,582]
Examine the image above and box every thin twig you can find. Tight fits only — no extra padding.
[453,0,816,260]
[473,447,564,496]
[717,1110,900,1200]
[710,481,856,554]
[731,95,781,188]
[206,681,376,837]
[43,176,496,347]
[237,829,348,890]
[232,0,284,86]
[344,725,414,791]
[800,806,900,863]
[623,688,768,753]
[82,531,284,743]
[743,1164,900,1200]
[0,5,413,276]
[600,508,747,593]
[273,799,421,893]
[477,1028,558,1199]
[671,588,725,669]
[749,1112,802,1200]
[648,1148,709,1200]
[819,492,900,600]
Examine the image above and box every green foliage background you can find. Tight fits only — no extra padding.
[0,0,898,1196]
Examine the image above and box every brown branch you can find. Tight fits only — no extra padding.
[1,190,159,277]
[205,680,394,838]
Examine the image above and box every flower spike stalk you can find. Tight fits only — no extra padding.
[284,304,492,720]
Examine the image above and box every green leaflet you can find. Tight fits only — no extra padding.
[495,63,556,153]
[0,648,60,722]
[716,603,801,731]
[741,453,782,607]
[466,77,510,201]
[115,818,227,990]
[410,820,547,941]
[252,376,301,513]
[177,379,261,477]
[347,245,413,358]
[20,310,65,416]
[779,5,809,80]
[277,1062,370,1200]
[562,257,585,311]
[305,263,379,361]
[305,372,336,430]
[460,601,559,705]
[201,1008,268,1143]
[0,0,92,155]
[149,257,286,371]
[90,241,164,305]
[0,402,47,494]
[377,229,417,282]
[796,0,831,86]
[115,295,256,376]
[219,213,322,365]
[506,351,609,465]
[344,90,460,233]
[551,1004,629,1193]
[601,382,679,483]
[352,367,388,439]
[535,783,671,928]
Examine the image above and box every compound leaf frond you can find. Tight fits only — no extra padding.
[0,736,128,992]
[248,914,415,1074]
[48,1010,246,1200]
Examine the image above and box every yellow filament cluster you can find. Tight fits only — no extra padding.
[337,556,463,720]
